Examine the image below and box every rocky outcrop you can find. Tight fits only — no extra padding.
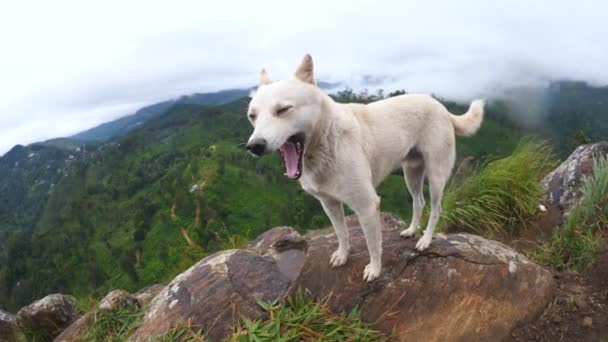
[99,290,140,311]
[130,249,301,341]
[53,312,93,342]
[54,287,159,342]
[16,294,78,340]
[133,284,166,307]
[543,142,608,215]
[295,214,555,342]
[129,213,554,341]
[0,309,17,342]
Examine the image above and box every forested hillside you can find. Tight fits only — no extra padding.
[545,81,608,153]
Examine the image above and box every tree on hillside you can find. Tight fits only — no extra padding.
[572,129,592,147]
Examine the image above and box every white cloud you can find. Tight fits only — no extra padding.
[1,0,607,153]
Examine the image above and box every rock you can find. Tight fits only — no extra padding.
[543,142,608,214]
[134,284,166,307]
[130,213,553,341]
[582,316,593,328]
[291,214,555,342]
[248,226,306,252]
[16,294,79,340]
[248,226,307,281]
[560,283,586,294]
[0,309,17,342]
[130,241,305,341]
[551,314,563,324]
[55,289,143,341]
[574,296,588,311]
[99,290,140,311]
[53,312,93,342]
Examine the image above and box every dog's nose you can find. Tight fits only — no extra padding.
[246,138,267,157]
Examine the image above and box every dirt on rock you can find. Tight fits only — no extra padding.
[508,249,608,341]
[504,207,608,341]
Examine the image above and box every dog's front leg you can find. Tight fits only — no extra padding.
[319,197,350,267]
[351,193,383,282]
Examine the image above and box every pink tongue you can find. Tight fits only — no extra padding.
[280,142,299,178]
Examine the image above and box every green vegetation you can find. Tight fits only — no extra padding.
[152,321,207,341]
[545,81,608,155]
[230,294,386,342]
[532,157,608,271]
[16,329,51,342]
[84,307,145,342]
[440,140,557,236]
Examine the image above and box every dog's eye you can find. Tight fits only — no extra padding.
[248,113,257,120]
[276,106,292,116]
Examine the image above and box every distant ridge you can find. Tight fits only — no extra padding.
[71,88,252,141]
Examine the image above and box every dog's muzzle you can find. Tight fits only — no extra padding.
[246,138,267,157]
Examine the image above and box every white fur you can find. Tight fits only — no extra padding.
[247,55,484,281]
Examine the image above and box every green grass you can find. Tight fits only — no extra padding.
[16,329,50,342]
[84,306,144,342]
[151,320,207,341]
[440,140,557,236]
[532,157,608,271]
[228,291,387,342]
[77,295,100,314]
[153,290,387,342]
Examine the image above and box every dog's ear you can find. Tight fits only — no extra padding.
[294,54,315,85]
[259,68,272,86]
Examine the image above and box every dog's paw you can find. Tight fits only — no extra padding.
[400,226,417,238]
[363,263,381,282]
[415,234,432,251]
[330,249,349,267]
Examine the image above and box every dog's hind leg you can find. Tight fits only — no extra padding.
[400,162,425,238]
[319,197,350,267]
[415,155,452,251]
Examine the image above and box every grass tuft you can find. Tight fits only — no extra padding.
[85,306,144,342]
[152,320,207,341]
[15,329,50,342]
[440,140,557,236]
[228,290,387,342]
[532,157,608,271]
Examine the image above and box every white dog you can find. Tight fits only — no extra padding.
[246,55,484,281]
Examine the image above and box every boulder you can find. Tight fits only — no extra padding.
[55,289,143,342]
[130,226,306,341]
[293,214,555,341]
[16,294,78,340]
[53,312,93,342]
[134,284,166,307]
[0,309,17,342]
[99,289,140,311]
[543,142,608,214]
[129,214,554,341]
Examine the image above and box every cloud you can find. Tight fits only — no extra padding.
[1,0,607,154]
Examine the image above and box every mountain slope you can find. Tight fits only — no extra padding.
[71,88,251,141]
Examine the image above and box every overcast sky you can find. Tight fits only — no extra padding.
[1,0,607,154]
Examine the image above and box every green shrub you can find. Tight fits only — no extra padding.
[440,140,557,236]
[532,157,608,271]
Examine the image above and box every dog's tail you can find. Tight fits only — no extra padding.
[450,99,485,137]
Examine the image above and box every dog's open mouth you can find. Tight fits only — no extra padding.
[279,133,305,179]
